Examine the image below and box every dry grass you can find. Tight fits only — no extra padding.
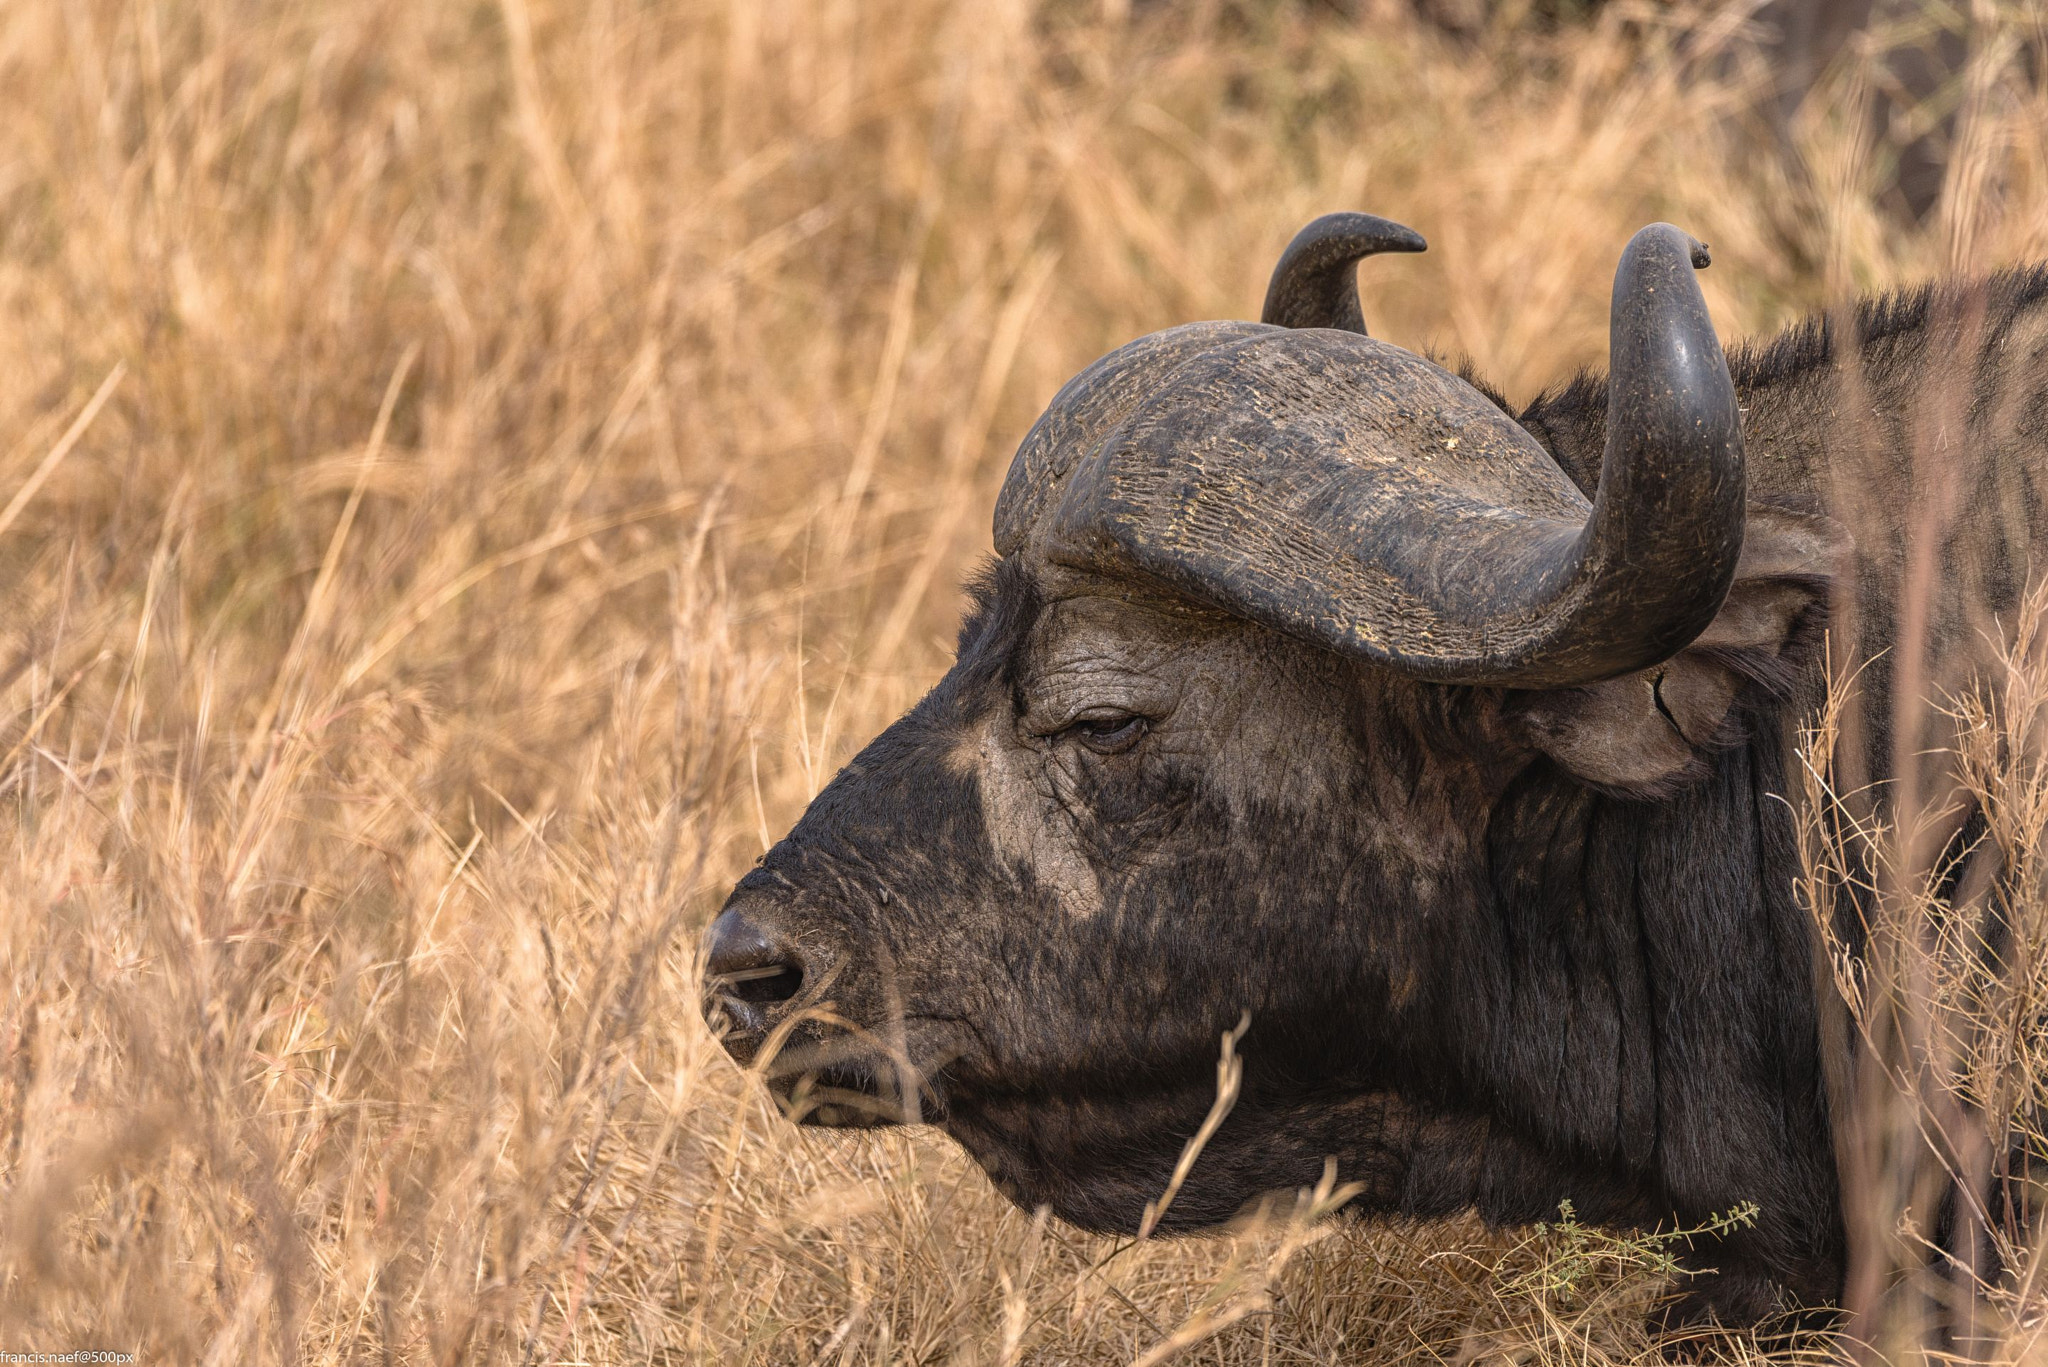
[2,0,2047,1361]
[1796,583,2048,1365]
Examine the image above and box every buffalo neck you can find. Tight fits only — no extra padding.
[1372,709,1844,1295]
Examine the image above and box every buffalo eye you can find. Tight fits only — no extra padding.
[1062,712,1148,755]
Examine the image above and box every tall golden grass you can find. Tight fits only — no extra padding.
[2,0,2047,1361]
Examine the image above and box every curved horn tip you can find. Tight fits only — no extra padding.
[1624,222,1712,273]
[1608,222,1738,431]
[1571,221,1744,673]
[1293,210,1428,255]
[1261,211,1427,334]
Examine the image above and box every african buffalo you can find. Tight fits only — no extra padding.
[704,213,2048,1324]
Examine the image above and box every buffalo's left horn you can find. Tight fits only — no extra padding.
[1518,225,1744,684]
[1006,223,1745,687]
[1260,212,1426,334]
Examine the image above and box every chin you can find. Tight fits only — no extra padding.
[939,1097,1300,1237]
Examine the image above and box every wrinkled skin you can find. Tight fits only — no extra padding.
[709,266,2048,1327]
[718,551,1839,1320]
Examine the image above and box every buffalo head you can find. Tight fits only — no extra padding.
[701,217,1839,1249]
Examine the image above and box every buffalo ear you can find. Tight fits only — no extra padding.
[1503,508,1847,796]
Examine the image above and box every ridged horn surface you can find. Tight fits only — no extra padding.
[994,223,1744,687]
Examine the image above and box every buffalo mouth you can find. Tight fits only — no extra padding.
[714,1016,963,1129]
[775,1058,932,1128]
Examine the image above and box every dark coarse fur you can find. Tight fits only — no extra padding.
[1516,264,2048,799]
[1513,268,2048,489]
[706,264,2048,1331]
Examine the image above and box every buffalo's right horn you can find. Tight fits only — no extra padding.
[999,222,1746,688]
[1260,212,1426,334]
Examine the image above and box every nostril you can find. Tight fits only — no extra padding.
[727,962,803,1004]
[705,907,805,1010]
